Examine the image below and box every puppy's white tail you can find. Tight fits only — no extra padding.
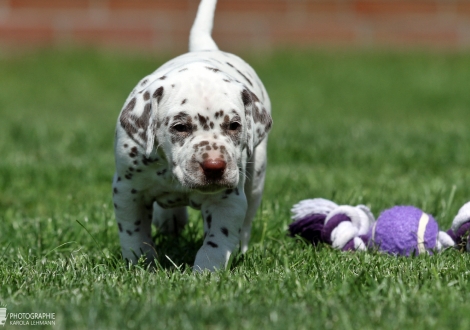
[189,0,218,52]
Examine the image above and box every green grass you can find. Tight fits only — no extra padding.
[1,48,470,329]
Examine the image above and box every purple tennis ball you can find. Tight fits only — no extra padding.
[372,206,439,256]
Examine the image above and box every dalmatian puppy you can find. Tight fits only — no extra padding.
[112,0,272,272]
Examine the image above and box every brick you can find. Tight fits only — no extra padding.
[304,2,352,14]
[107,0,190,11]
[9,0,90,9]
[0,24,55,43]
[354,1,439,15]
[1,0,470,51]
[216,0,288,12]
[265,13,358,46]
[456,2,470,15]
[372,21,459,47]
[71,26,155,47]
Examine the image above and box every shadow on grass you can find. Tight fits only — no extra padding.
[151,232,203,270]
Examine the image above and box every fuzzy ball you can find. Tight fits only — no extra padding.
[371,206,439,256]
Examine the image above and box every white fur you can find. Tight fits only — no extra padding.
[190,0,219,52]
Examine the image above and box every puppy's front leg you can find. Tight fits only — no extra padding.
[112,173,156,264]
[194,187,247,272]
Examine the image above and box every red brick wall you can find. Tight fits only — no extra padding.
[1,0,470,52]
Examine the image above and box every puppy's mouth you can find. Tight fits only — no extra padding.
[192,181,235,194]
[181,177,237,194]
[181,173,238,194]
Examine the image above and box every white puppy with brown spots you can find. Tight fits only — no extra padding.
[112,0,272,272]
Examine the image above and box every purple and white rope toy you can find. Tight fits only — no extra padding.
[289,199,470,256]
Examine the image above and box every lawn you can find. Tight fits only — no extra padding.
[0,48,469,329]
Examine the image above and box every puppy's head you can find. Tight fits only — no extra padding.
[120,64,272,193]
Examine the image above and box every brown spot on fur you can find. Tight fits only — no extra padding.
[135,103,151,129]
[215,110,224,119]
[237,69,253,86]
[221,227,229,237]
[119,97,155,148]
[197,114,210,131]
[205,66,221,72]
[194,141,209,151]
[157,169,167,176]
[173,111,190,122]
[153,86,164,103]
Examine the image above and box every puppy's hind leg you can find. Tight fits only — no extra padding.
[152,203,188,236]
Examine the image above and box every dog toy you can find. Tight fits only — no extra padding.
[289,199,470,255]
[446,202,470,252]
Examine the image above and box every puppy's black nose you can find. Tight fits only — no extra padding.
[201,158,226,179]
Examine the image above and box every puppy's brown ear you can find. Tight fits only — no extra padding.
[241,89,272,158]
[119,86,164,157]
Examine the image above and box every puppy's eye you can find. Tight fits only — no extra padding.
[229,122,241,131]
[172,124,189,133]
